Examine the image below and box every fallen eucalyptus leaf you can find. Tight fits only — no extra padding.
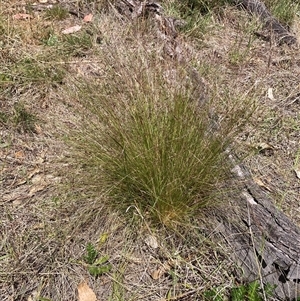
[77,282,97,301]
[83,14,93,23]
[62,25,82,34]
[151,262,171,280]
[255,142,274,156]
[253,177,272,191]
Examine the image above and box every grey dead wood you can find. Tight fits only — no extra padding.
[211,153,300,300]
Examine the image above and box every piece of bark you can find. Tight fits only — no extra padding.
[235,0,297,45]
[212,153,300,300]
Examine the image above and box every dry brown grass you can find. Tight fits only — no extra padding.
[1,1,300,301]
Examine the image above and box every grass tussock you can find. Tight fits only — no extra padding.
[68,37,247,227]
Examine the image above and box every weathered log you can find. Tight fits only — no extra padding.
[235,0,297,45]
[212,153,300,300]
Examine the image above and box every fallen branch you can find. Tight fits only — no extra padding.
[213,153,300,300]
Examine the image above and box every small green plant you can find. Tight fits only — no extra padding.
[294,148,300,168]
[0,110,9,124]
[231,281,261,301]
[109,264,127,301]
[62,32,94,57]
[228,26,257,66]
[12,102,36,132]
[12,58,65,86]
[83,243,112,277]
[232,281,276,301]
[204,287,224,301]
[45,5,69,21]
[0,73,11,83]
[204,281,276,301]
[84,243,98,265]
[228,38,250,66]
[43,33,59,47]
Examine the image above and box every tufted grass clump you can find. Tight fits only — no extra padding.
[104,98,228,226]
[77,98,228,226]
[71,46,240,227]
